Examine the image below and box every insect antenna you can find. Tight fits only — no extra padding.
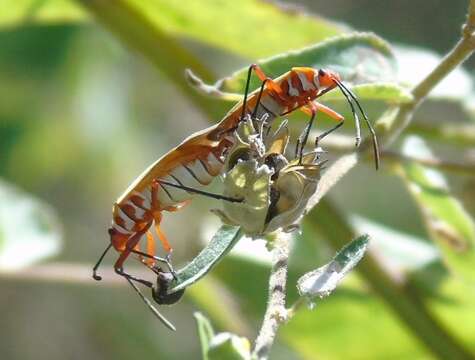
[333,81,361,147]
[92,242,113,281]
[240,65,255,121]
[334,80,380,170]
[158,180,244,203]
[125,276,177,331]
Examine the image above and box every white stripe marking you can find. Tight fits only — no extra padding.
[170,165,203,188]
[140,189,152,209]
[313,74,320,89]
[287,78,299,97]
[206,152,224,175]
[112,222,133,235]
[297,72,313,91]
[187,160,214,185]
[157,176,191,208]
[118,207,136,231]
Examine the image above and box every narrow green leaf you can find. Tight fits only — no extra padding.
[297,234,369,298]
[218,33,396,94]
[0,180,61,270]
[208,332,251,360]
[194,312,215,360]
[398,137,475,282]
[167,225,242,294]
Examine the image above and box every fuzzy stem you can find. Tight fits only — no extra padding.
[252,233,290,360]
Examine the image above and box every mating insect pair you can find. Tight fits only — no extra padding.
[92,64,380,330]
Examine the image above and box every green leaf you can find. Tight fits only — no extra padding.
[0,0,86,28]
[110,0,343,59]
[194,312,215,360]
[217,33,396,95]
[167,225,242,294]
[6,1,343,59]
[398,137,475,282]
[297,234,369,299]
[321,83,413,104]
[208,332,251,360]
[0,180,61,270]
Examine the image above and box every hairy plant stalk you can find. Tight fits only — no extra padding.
[252,233,291,360]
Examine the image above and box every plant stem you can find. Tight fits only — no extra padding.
[382,150,475,175]
[384,1,475,146]
[306,199,474,360]
[252,233,290,360]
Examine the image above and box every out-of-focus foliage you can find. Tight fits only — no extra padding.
[195,313,251,360]
[398,137,475,283]
[0,180,61,269]
[1,0,475,360]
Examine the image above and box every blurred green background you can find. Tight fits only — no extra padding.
[1,1,475,359]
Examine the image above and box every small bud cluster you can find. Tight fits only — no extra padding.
[213,114,326,237]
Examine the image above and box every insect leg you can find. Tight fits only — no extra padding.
[314,121,345,147]
[92,242,113,281]
[296,102,317,164]
[153,223,177,277]
[241,64,283,121]
[157,179,244,203]
[310,101,345,147]
[114,225,154,286]
[125,276,177,331]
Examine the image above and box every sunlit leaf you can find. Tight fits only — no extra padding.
[111,0,343,59]
[297,234,369,299]
[0,0,86,28]
[0,180,61,270]
[217,33,396,94]
[398,137,475,282]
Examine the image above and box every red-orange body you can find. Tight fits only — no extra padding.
[107,66,352,272]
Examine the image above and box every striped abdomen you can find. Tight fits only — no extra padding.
[109,148,228,248]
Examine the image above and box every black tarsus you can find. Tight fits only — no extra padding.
[92,242,113,281]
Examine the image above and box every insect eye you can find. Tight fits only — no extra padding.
[318,69,326,77]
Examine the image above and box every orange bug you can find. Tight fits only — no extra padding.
[92,63,378,329]
[214,64,380,168]
[92,124,245,281]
